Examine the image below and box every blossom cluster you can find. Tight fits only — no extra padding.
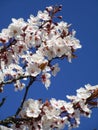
[0,5,81,91]
[1,5,97,130]
[8,84,97,130]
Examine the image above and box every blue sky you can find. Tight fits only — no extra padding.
[0,0,98,130]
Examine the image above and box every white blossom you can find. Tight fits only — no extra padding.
[25,63,41,77]
[0,29,10,42]
[51,63,60,76]
[41,73,51,88]
[14,80,25,91]
[50,98,74,114]
[43,106,60,119]
[0,5,97,130]
[76,87,91,99]
[8,18,26,38]
[37,10,50,20]
[57,21,68,33]
[46,6,53,11]
[20,99,42,118]
[27,14,40,26]
[85,84,98,90]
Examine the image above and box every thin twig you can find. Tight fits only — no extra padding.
[0,75,30,88]
[0,97,6,107]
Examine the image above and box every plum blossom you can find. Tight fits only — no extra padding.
[66,85,94,102]
[25,63,41,77]
[14,80,25,91]
[17,84,98,130]
[50,98,74,114]
[0,83,95,130]
[8,18,26,38]
[76,87,91,99]
[85,84,98,91]
[29,52,46,64]
[57,21,69,34]
[8,25,23,38]
[0,29,10,43]
[41,115,68,130]
[37,10,50,20]
[41,73,51,88]
[43,106,60,119]
[20,99,42,118]
[27,14,41,28]
[64,35,82,50]
[0,5,82,89]
[3,63,24,79]
[46,6,53,11]
[51,63,60,76]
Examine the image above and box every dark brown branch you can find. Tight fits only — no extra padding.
[0,75,30,88]
[0,116,33,127]
[15,76,35,117]
[0,97,6,107]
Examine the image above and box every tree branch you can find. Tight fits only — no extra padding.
[0,75,31,89]
[15,76,35,117]
[0,97,6,107]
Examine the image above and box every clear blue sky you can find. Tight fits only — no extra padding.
[0,0,98,130]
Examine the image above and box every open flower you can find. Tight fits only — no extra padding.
[26,63,41,77]
[37,10,50,20]
[8,18,26,38]
[51,63,60,76]
[20,99,42,118]
[76,87,91,99]
[41,72,51,88]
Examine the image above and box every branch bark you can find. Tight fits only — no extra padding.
[15,76,35,117]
